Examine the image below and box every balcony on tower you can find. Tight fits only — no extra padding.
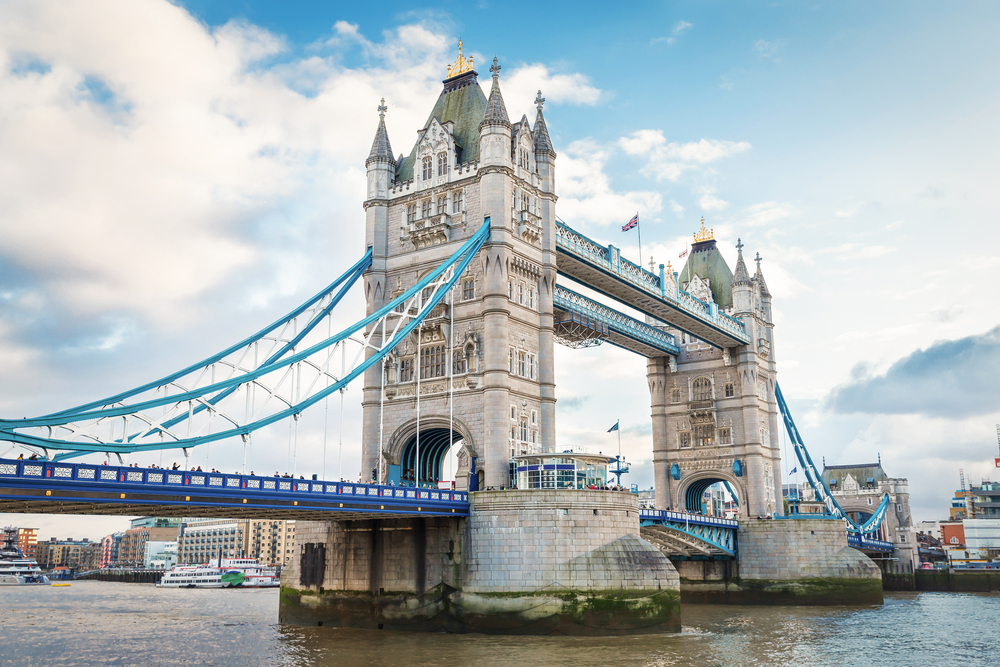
[406,211,464,249]
[514,208,542,245]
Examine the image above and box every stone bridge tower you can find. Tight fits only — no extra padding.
[360,46,557,489]
[647,224,782,517]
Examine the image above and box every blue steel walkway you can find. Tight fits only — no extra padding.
[553,285,680,357]
[639,509,738,559]
[0,458,468,520]
[555,222,751,349]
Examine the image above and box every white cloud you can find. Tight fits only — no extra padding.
[651,20,693,46]
[753,39,779,59]
[738,201,798,226]
[502,63,602,120]
[619,129,751,182]
[558,139,662,228]
[699,194,730,211]
[819,243,898,259]
[835,203,862,218]
[670,200,685,215]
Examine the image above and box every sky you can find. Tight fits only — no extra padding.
[1,0,999,539]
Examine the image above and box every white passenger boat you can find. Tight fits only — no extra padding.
[156,557,279,588]
[0,527,50,586]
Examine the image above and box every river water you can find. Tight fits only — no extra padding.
[1,583,997,666]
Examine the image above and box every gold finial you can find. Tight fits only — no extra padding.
[693,216,714,243]
[446,40,475,79]
[666,260,673,274]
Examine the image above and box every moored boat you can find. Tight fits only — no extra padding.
[156,557,279,588]
[0,527,50,586]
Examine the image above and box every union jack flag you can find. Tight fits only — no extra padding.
[622,214,638,232]
[679,248,688,258]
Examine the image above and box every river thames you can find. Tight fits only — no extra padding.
[1,583,997,666]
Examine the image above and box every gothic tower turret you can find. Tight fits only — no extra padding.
[360,46,557,491]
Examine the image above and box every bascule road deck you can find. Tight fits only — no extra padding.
[0,458,468,521]
[555,222,751,349]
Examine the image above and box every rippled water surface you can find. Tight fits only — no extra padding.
[1,583,998,666]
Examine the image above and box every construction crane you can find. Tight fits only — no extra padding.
[960,467,976,519]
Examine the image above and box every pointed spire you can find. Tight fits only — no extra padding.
[532,89,555,157]
[753,251,771,296]
[480,57,510,129]
[732,237,752,285]
[366,98,395,167]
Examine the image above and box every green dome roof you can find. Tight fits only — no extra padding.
[677,239,734,309]
[396,71,488,181]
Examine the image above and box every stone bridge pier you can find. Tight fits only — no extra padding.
[280,490,681,634]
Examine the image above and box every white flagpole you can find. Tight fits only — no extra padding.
[635,212,643,269]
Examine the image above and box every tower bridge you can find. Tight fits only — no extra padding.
[0,44,901,633]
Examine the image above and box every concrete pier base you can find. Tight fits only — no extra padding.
[279,490,681,634]
[675,518,883,605]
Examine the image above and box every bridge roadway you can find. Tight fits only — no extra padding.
[0,458,467,521]
[555,222,751,349]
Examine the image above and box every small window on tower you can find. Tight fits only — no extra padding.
[421,200,431,218]
[725,383,734,398]
[452,190,463,213]
[462,279,475,301]
[437,152,448,177]
[422,157,432,181]
[717,428,732,445]
[407,204,416,223]
[679,432,691,448]
[518,282,525,305]
[670,388,681,404]
[437,196,446,215]
[528,286,535,309]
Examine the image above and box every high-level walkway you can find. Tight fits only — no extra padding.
[553,285,679,357]
[555,222,751,348]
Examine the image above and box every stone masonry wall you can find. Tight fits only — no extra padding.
[738,518,881,581]
[285,517,464,594]
[465,489,679,593]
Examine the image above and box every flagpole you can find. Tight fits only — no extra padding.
[635,212,643,268]
[617,419,621,460]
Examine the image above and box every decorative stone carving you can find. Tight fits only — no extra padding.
[409,213,462,249]
[757,337,770,359]
[515,209,542,245]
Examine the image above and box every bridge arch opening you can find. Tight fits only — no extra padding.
[680,475,741,517]
[399,428,463,486]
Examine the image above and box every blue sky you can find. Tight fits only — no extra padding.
[1,0,999,538]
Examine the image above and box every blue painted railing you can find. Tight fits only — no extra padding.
[639,509,737,529]
[0,458,468,511]
[553,286,679,355]
[847,534,894,553]
[555,223,750,343]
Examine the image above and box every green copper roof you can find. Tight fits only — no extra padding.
[677,239,734,309]
[396,71,488,181]
[822,463,888,488]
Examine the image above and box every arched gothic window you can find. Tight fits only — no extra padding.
[692,377,712,401]
[437,152,448,176]
[422,156,432,180]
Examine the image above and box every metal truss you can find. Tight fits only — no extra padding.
[555,222,750,344]
[554,285,679,356]
[0,222,491,462]
[776,383,890,536]
[640,513,737,558]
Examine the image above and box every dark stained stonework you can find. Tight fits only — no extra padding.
[279,585,681,635]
